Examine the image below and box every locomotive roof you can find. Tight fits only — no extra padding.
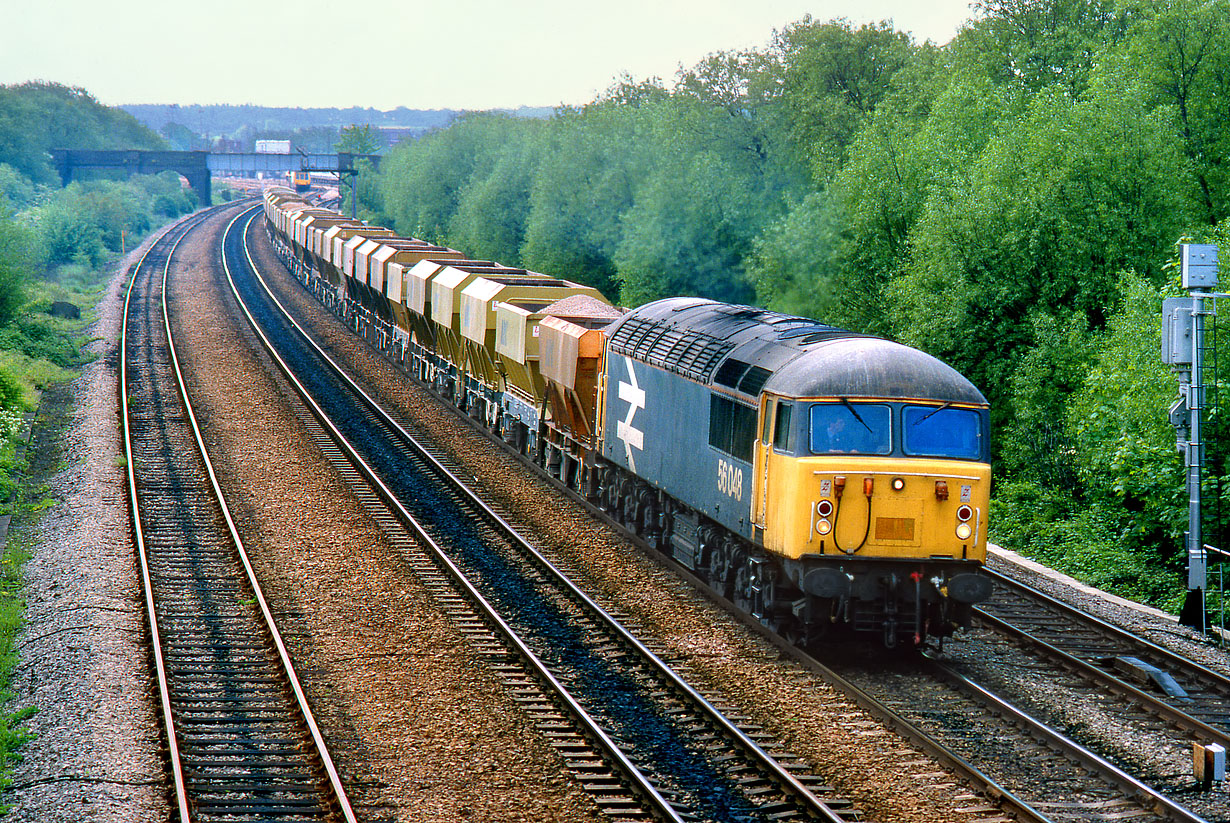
[606,297,987,405]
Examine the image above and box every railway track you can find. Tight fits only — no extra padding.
[122,204,356,822]
[249,206,1227,822]
[976,569,1230,743]
[223,206,873,822]
[953,569,1230,819]
[810,648,1211,823]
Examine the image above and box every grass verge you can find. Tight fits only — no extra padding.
[0,252,128,804]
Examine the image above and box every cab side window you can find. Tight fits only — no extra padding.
[709,394,757,463]
[762,398,775,444]
[773,402,793,452]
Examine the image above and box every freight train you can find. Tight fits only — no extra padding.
[262,187,993,646]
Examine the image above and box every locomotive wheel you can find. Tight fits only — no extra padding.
[709,547,728,599]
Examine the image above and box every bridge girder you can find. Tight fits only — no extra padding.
[48,150,381,206]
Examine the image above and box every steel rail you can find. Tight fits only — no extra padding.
[177,208,357,822]
[679,591,1056,823]
[982,568,1230,694]
[221,206,689,823]
[124,203,357,822]
[122,210,213,823]
[238,208,855,822]
[974,606,1230,750]
[698,573,1212,823]
[923,654,1211,823]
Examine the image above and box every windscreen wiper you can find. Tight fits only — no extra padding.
[841,398,872,432]
[911,401,952,427]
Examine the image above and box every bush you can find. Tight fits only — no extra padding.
[0,368,23,411]
[0,315,85,369]
[990,479,1185,611]
[32,204,105,267]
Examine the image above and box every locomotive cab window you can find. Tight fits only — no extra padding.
[810,403,891,455]
[709,394,757,463]
[903,405,983,460]
[773,402,793,452]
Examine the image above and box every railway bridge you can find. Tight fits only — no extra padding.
[49,149,381,205]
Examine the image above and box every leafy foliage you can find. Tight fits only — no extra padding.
[773,17,917,182]
[0,82,165,183]
[380,112,520,243]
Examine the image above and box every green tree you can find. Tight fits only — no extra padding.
[960,0,1134,96]
[1001,310,1091,481]
[889,73,1195,416]
[449,122,545,265]
[608,51,804,304]
[774,17,916,182]
[0,82,165,183]
[0,165,37,214]
[1125,0,1230,225]
[615,147,761,305]
[33,203,105,267]
[335,124,381,155]
[0,215,31,323]
[380,112,515,243]
[521,88,663,296]
[748,192,843,319]
[159,121,203,151]
[993,273,1187,609]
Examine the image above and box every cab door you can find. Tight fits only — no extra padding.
[752,395,775,537]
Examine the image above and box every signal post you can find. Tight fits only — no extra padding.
[1163,244,1220,631]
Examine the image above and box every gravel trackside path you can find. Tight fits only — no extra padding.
[2,226,170,822]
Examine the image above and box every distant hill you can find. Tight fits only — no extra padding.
[122,104,554,141]
[0,82,166,184]
[121,104,454,134]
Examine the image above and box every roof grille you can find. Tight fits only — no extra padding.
[609,316,734,383]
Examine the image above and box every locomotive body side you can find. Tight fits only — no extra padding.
[600,352,757,542]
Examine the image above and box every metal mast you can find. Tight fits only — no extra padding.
[1164,243,1220,631]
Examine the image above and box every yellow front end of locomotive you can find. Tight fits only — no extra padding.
[752,397,990,564]
[759,453,990,563]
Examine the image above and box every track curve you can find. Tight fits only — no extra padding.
[122,204,356,822]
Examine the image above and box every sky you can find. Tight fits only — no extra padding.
[4,0,978,111]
